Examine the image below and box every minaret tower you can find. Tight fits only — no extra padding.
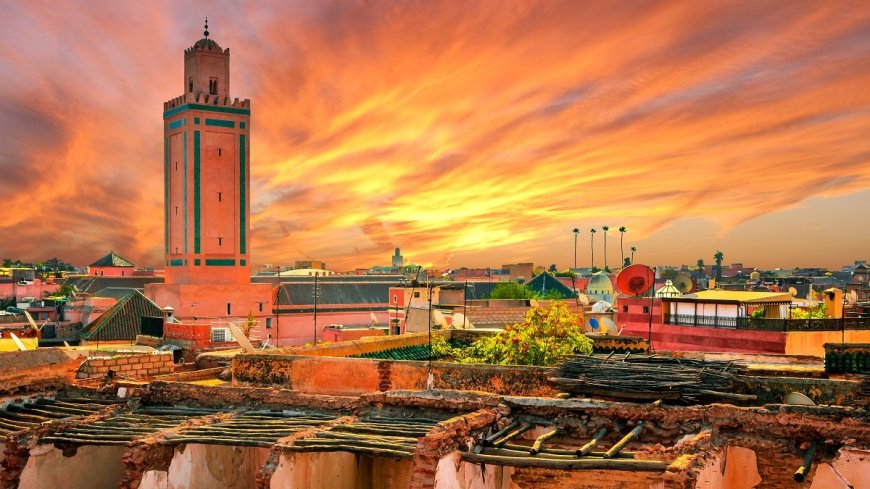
[162,18,251,285]
[148,21,272,345]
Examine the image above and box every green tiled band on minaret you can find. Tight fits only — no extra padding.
[164,137,169,254]
[240,134,246,255]
[183,132,188,253]
[193,130,201,254]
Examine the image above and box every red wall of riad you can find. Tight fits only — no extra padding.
[617,296,785,354]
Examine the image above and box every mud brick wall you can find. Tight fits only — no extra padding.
[0,348,88,394]
[76,352,174,380]
[233,355,558,397]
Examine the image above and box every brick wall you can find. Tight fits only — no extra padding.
[76,352,174,380]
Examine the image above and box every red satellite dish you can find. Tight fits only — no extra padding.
[616,264,655,296]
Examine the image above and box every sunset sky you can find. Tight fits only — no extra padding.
[1,1,869,271]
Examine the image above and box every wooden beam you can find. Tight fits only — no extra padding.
[461,452,667,471]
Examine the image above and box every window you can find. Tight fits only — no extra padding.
[393,295,398,304]
[209,78,218,95]
[175,161,178,171]
[189,78,193,92]
[217,237,223,246]
[175,206,178,215]
[643,306,650,314]
[211,327,230,343]
[259,303,263,312]
[265,317,272,329]
[414,291,420,298]
[217,192,222,202]
[622,306,628,313]
[227,303,231,315]
[217,148,222,156]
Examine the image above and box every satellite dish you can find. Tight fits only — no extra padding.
[672,273,694,294]
[784,392,815,406]
[601,317,618,335]
[589,318,600,330]
[227,322,256,353]
[577,294,590,306]
[788,287,798,297]
[616,264,655,296]
[452,312,473,329]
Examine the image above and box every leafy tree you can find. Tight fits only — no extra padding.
[490,282,538,300]
[590,228,597,269]
[433,302,592,366]
[2,259,12,267]
[241,311,258,336]
[714,250,724,284]
[697,259,705,275]
[660,269,679,281]
[58,284,76,298]
[547,264,557,273]
[618,227,627,267]
[623,257,631,267]
[602,226,610,271]
[630,246,637,263]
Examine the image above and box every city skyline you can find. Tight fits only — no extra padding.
[1,1,869,270]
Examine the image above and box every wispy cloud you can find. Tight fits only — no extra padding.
[1,0,868,269]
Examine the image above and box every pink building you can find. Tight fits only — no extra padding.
[88,251,135,277]
[145,26,272,353]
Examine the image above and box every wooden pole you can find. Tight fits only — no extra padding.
[603,423,643,459]
[492,422,533,447]
[483,421,519,446]
[529,429,560,455]
[794,441,818,482]
[576,427,608,456]
[461,452,667,471]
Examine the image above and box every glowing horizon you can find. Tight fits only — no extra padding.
[1,1,869,271]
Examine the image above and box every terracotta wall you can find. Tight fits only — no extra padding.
[233,355,557,398]
[0,348,88,394]
[784,330,870,357]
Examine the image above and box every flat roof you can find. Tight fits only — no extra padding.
[664,290,793,304]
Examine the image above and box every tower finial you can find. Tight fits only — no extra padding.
[204,17,209,38]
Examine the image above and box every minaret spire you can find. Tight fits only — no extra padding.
[204,17,209,38]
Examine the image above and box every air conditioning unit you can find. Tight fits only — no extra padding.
[211,327,231,343]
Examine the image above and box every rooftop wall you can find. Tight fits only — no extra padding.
[0,348,88,394]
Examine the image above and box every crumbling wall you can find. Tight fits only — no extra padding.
[267,452,412,489]
[76,352,174,380]
[164,444,270,489]
[809,448,870,489]
[17,444,127,489]
[0,348,88,394]
[234,355,557,398]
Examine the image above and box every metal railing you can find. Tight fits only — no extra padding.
[664,314,869,332]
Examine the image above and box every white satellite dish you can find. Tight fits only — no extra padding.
[591,301,612,313]
[784,392,815,406]
[10,333,29,351]
[432,309,447,327]
[600,317,618,335]
[451,312,473,330]
[227,322,256,353]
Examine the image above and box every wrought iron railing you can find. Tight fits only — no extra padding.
[664,315,869,332]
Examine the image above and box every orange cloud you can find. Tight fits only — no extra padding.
[1,1,869,270]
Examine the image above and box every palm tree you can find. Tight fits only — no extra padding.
[697,259,705,276]
[572,228,580,269]
[713,250,724,285]
[590,228,597,270]
[618,226,627,267]
[630,246,637,263]
[602,226,610,272]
